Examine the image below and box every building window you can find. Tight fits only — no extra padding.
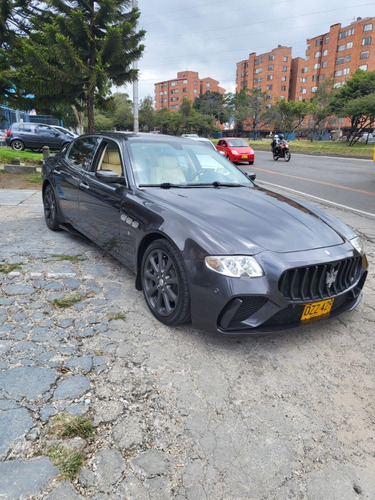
[334,82,341,88]
[194,81,198,85]
[171,104,179,109]
[302,88,307,94]
[268,64,274,70]
[171,89,179,94]
[334,70,342,77]
[312,75,319,81]
[343,68,350,75]
[322,61,327,68]
[267,74,273,80]
[280,95,285,100]
[267,84,273,90]
[300,77,307,83]
[194,89,198,93]
[315,51,321,58]
[360,51,370,59]
[254,67,263,74]
[339,31,347,39]
[346,42,353,49]
[254,77,262,84]
[311,86,318,92]
[325,36,329,44]
[321,74,326,80]
[316,38,323,46]
[364,23,373,32]
[255,56,263,64]
[301,67,308,73]
[183,79,188,84]
[306,44,310,50]
[362,37,372,45]
[348,28,354,36]
[359,64,368,71]
[282,66,288,71]
[323,49,328,56]
[281,85,286,91]
[269,54,275,60]
[183,88,188,92]
[281,76,287,81]
[171,97,179,102]
[336,57,344,65]
[171,81,178,86]
[206,82,210,87]
[337,44,345,52]
[283,56,288,62]
[313,63,320,69]
[345,54,351,62]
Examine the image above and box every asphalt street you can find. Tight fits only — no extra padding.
[0,188,374,499]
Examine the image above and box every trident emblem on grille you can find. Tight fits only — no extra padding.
[326,267,338,288]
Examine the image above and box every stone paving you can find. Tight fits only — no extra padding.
[0,189,374,500]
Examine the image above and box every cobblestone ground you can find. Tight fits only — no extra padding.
[0,190,374,500]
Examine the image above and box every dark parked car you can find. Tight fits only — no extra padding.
[42,132,368,335]
[6,122,74,151]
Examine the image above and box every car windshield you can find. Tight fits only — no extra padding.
[228,139,249,147]
[128,140,253,187]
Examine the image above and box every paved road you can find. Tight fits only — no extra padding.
[248,151,375,216]
[0,189,374,499]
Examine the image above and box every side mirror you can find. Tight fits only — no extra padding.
[96,170,125,184]
[218,150,225,156]
[245,172,256,181]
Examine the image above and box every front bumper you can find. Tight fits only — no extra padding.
[187,247,368,335]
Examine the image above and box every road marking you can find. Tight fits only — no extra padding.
[258,181,375,218]
[253,167,375,197]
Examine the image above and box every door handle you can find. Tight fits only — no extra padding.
[79,182,89,190]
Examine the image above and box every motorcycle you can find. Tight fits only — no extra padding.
[272,141,291,162]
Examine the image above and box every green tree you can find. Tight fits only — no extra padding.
[193,91,229,124]
[308,77,337,141]
[7,0,145,132]
[330,69,375,145]
[139,96,155,132]
[227,87,268,137]
[265,99,310,138]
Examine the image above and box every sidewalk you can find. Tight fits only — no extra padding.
[0,189,42,206]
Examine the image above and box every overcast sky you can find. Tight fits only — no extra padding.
[120,0,374,102]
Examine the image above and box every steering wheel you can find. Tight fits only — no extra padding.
[190,169,207,181]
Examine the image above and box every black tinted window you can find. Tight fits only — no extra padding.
[67,137,100,170]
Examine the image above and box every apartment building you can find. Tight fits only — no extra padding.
[236,45,293,104]
[154,71,225,111]
[235,17,375,105]
[291,17,375,102]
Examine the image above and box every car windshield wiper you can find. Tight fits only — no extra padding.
[186,181,247,188]
[138,183,184,189]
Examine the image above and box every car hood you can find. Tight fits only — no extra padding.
[145,186,347,254]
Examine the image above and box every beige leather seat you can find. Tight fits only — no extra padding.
[151,155,186,184]
[100,150,122,176]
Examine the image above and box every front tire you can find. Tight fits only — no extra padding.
[141,239,190,326]
[43,184,60,231]
[284,150,291,162]
[11,139,25,151]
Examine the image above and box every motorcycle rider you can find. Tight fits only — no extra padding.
[271,134,279,154]
[272,134,286,156]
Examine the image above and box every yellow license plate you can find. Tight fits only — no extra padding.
[241,155,248,159]
[301,298,334,321]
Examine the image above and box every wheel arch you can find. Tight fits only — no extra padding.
[135,231,189,291]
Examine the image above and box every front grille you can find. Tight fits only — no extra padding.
[279,256,362,302]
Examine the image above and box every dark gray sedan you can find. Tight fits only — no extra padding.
[42,132,368,335]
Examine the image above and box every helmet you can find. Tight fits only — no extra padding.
[274,134,278,139]
[279,134,284,140]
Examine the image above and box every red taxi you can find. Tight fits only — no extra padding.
[216,137,254,165]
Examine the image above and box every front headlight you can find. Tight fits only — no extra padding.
[205,255,264,278]
[232,149,239,155]
[350,236,365,255]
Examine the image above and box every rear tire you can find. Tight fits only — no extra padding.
[273,153,279,161]
[43,184,60,231]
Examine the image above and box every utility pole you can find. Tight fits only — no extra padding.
[132,0,139,133]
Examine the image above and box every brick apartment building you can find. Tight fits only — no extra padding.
[236,16,375,104]
[154,71,225,111]
[236,45,293,105]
